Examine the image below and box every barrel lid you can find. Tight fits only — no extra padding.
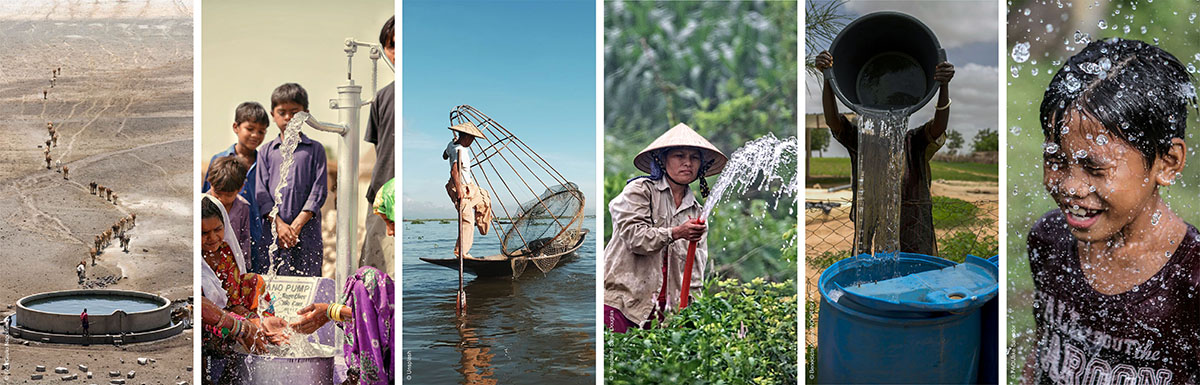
[834,255,997,313]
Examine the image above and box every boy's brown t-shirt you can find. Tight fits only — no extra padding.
[1028,210,1200,384]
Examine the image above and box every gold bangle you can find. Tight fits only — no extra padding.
[328,304,342,322]
[936,98,952,111]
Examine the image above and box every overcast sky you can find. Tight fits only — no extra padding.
[806,0,1000,158]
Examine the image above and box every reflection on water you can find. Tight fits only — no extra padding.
[403,220,596,384]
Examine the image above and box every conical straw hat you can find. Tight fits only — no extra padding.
[449,121,486,139]
[634,123,727,177]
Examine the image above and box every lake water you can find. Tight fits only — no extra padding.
[402,219,596,384]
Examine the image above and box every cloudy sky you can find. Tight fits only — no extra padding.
[806,0,1000,157]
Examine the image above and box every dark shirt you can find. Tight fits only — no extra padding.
[832,115,944,255]
[1027,210,1200,384]
[364,82,395,205]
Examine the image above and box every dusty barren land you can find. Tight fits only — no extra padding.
[0,1,193,383]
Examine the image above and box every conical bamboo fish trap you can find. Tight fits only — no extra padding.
[444,105,587,278]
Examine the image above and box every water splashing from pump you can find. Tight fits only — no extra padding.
[261,111,309,311]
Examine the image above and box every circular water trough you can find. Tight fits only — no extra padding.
[9,289,185,344]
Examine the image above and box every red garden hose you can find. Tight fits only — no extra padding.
[680,217,704,309]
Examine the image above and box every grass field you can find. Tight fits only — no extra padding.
[807,157,998,185]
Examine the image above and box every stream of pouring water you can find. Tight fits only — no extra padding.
[698,133,799,236]
[255,111,334,358]
[853,112,909,282]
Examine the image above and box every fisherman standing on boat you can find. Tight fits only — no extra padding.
[603,123,726,333]
[443,121,493,309]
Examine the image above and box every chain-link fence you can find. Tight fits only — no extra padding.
[803,197,999,355]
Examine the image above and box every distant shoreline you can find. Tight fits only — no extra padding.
[405,215,597,223]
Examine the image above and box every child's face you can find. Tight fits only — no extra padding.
[1042,110,1166,242]
[211,189,239,212]
[201,216,225,253]
[272,101,307,132]
[233,121,268,150]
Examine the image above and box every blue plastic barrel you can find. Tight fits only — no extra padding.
[978,255,1000,384]
[817,253,998,384]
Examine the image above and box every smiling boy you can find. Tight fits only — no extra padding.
[1026,38,1200,383]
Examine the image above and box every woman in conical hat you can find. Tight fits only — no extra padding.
[602,123,727,333]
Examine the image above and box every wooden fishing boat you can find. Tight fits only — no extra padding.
[420,229,589,278]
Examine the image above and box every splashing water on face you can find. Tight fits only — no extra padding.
[698,133,799,221]
[853,111,909,279]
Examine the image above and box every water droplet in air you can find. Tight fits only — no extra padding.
[1024,8,1031,16]
[1074,30,1091,44]
[1074,149,1088,159]
[1096,135,1108,145]
[1011,42,1031,63]
[1123,25,1131,34]
[1045,143,1060,154]
[1098,19,1107,29]
[1141,26,1148,34]
[1031,67,1040,76]
[1011,65,1020,78]
[1011,126,1022,136]
[1099,57,1112,71]
[1190,13,1197,24]
[1152,210,1162,225]
[1046,24,1055,33]
[1188,64,1197,74]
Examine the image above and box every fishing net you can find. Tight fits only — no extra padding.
[503,183,585,273]
[448,105,588,277]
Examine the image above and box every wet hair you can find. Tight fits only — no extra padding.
[234,101,269,127]
[201,197,223,221]
[379,16,395,49]
[1040,38,1197,167]
[205,155,248,193]
[270,83,309,110]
